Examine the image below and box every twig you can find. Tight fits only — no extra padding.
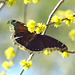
[46,14,75,26]
[43,0,64,35]
[24,4,28,23]
[67,51,75,54]
[0,1,6,11]
[46,18,71,26]
[46,22,55,26]
[20,53,34,75]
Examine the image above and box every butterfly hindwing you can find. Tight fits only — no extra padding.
[40,35,68,52]
[24,35,68,52]
[15,34,45,51]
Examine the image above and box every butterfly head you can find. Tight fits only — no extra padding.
[7,20,17,25]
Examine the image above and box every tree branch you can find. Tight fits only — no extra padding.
[67,51,75,54]
[43,0,64,35]
[0,1,6,11]
[20,53,34,75]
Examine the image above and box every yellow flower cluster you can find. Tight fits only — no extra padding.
[44,50,53,55]
[32,0,40,3]
[59,51,69,58]
[5,0,17,7]
[44,50,69,58]
[24,0,31,4]
[69,29,75,41]
[0,72,6,75]
[35,23,46,34]
[51,10,75,27]
[51,15,62,27]
[63,10,74,26]
[2,61,14,70]
[20,60,33,70]
[25,20,46,34]
[26,20,36,33]
[24,0,40,4]
[4,47,16,60]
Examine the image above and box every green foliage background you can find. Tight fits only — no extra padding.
[0,0,75,75]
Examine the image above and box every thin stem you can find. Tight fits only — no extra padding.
[20,69,24,75]
[20,53,34,75]
[24,4,28,23]
[0,1,6,11]
[67,51,75,54]
[46,22,55,26]
[43,0,64,35]
[27,53,34,61]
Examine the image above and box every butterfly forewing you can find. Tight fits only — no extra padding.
[10,20,37,49]
[10,20,35,37]
[11,20,28,33]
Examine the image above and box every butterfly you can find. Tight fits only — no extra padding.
[0,1,5,10]
[8,20,68,53]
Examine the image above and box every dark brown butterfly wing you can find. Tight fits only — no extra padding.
[15,34,45,51]
[15,34,68,52]
[25,35,68,52]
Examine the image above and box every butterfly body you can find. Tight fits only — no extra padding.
[9,20,68,53]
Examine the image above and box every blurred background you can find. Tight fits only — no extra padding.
[0,0,75,75]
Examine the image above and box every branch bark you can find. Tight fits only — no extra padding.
[0,1,6,11]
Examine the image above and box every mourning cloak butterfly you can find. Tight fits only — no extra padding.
[9,20,68,53]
